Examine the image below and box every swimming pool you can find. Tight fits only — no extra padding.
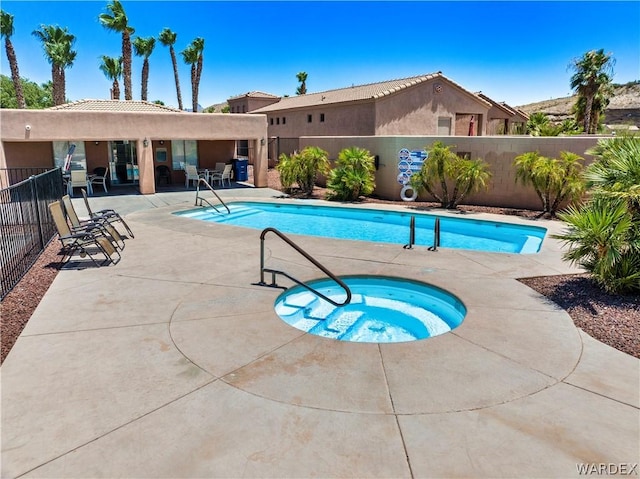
[176,201,546,254]
[274,276,466,343]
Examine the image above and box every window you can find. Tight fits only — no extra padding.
[237,140,249,157]
[437,117,452,136]
[242,105,246,113]
[53,141,86,170]
[270,118,274,125]
[282,117,286,125]
[172,140,198,170]
[320,113,325,122]
[276,117,280,125]
[307,114,312,123]
[155,148,168,162]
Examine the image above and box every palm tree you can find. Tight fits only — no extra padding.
[570,49,615,134]
[32,25,76,106]
[181,37,204,112]
[1,10,26,108]
[555,136,640,294]
[132,36,155,101]
[99,0,134,100]
[158,28,182,110]
[296,71,307,95]
[99,55,122,99]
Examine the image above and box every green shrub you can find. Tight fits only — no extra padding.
[554,135,640,294]
[410,141,491,209]
[326,146,376,201]
[276,146,330,196]
[513,150,585,217]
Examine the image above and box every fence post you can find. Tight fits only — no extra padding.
[29,175,45,250]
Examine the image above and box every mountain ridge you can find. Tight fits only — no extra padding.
[517,81,640,125]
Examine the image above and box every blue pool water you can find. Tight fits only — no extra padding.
[274,276,466,343]
[176,201,546,254]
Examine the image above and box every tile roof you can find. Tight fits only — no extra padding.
[476,93,517,115]
[47,99,183,113]
[228,91,280,101]
[251,72,490,113]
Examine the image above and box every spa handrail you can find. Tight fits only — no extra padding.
[258,227,352,308]
[195,177,230,214]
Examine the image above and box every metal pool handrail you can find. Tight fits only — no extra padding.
[258,227,352,308]
[195,178,230,214]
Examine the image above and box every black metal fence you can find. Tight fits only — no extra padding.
[0,167,53,189]
[0,168,64,299]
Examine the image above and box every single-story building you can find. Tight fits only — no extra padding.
[0,100,269,193]
[227,72,528,142]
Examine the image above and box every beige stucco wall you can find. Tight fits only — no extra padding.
[375,79,489,136]
[264,102,376,138]
[299,135,604,210]
[0,109,269,192]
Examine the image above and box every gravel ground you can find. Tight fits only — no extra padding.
[1,171,638,364]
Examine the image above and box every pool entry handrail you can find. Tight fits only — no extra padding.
[403,216,416,249]
[194,178,230,214]
[258,227,352,308]
[428,217,441,251]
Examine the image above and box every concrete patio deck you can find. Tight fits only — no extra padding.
[1,187,638,478]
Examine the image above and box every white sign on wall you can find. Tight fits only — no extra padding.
[397,148,428,201]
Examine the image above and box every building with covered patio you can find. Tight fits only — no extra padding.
[0,100,269,193]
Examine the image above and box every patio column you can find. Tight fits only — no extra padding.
[252,138,268,187]
[137,138,155,194]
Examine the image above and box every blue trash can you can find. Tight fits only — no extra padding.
[233,158,248,181]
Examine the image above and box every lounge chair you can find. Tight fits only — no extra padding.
[48,200,121,266]
[81,188,134,239]
[61,195,125,250]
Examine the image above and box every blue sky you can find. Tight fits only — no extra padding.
[1,1,639,109]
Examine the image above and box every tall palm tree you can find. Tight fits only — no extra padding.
[132,36,155,101]
[296,71,307,95]
[32,25,76,106]
[99,55,122,99]
[99,0,134,100]
[158,28,182,110]
[570,49,615,134]
[181,37,204,112]
[1,10,26,108]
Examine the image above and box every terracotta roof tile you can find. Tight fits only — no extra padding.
[228,91,280,100]
[47,99,183,113]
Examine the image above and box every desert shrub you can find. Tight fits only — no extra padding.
[326,146,376,201]
[276,146,329,196]
[410,141,491,209]
[513,150,585,216]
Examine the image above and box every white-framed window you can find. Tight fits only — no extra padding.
[172,140,198,170]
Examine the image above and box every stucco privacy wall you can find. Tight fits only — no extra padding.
[0,109,269,192]
[299,136,604,210]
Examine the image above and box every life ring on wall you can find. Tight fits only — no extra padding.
[400,185,418,202]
